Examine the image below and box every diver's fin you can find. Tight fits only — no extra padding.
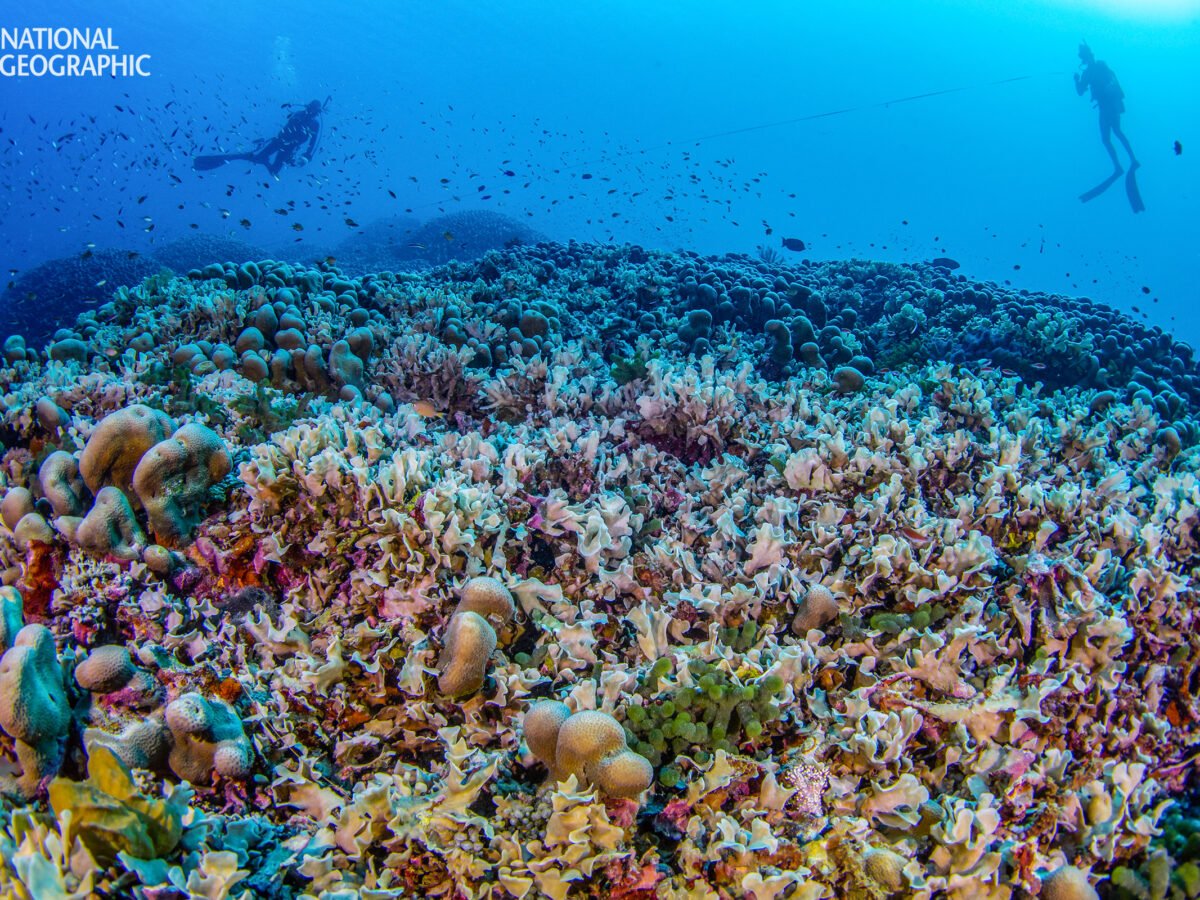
[193,155,232,171]
[1124,167,1145,213]
[1079,170,1122,203]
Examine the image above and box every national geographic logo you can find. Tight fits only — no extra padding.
[0,27,150,77]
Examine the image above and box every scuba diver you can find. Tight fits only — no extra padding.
[1075,43,1137,175]
[194,98,328,175]
[1074,44,1143,210]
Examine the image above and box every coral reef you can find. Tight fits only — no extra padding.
[0,240,1196,897]
[0,249,160,346]
[152,235,270,275]
[329,213,423,275]
[396,210,547,266]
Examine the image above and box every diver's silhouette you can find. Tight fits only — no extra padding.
[1075,44,1143,211]
[194,99,327,175]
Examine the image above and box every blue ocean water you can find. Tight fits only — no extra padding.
[0,0,1197,339]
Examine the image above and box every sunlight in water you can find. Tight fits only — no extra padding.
[1051,0,1200,18]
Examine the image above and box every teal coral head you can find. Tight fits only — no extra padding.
[0,623,71,795]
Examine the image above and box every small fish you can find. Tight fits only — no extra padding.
[898,526,931,546]
[1175,140,1183,156]
[345,217,359,227]
[411,400,444,418]
[443,230,454,241]
[239,218,251,228]
[408,242,427,251]
[780,238,806,252]
[930,257,960,270]
[388,189,397,199]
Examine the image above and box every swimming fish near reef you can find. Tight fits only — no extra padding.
[411,401,444,418]
[930,257,961,270]
[780,238,806,252]
[1175,140,1183,156]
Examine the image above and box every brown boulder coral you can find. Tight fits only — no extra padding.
[1040,865,1099,900]
[456,575,517,624]
[523,699,572,777]
[79,404,176,503]
[437,610,497,698]
[525,704,654,799]
[0,587,23,651]
[791,582,840,635]
[74,644,137,694]
[132,422,231,547]
[0,487,34,531]
[38,450,90,518]
[74,644,160,708]
[436,575,517,698]
[73,485,147,561]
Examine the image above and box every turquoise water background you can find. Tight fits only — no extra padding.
[1,0,1197,341]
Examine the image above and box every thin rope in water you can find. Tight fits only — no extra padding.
[383,69,1070,219]
[560,70,1070,170]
